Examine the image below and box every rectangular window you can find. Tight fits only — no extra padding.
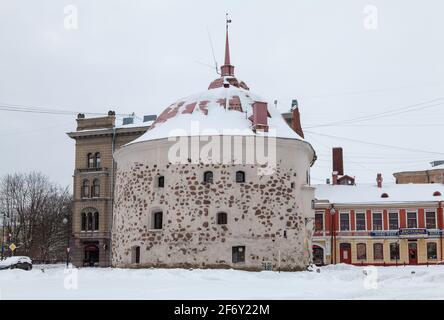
[340,213,350,231]
[390,243,400,260]
[372,213,383,230]
[315,213,323,231]
[388,212,399,230]
[357,243,367,260]
[356,213,366,231]
[426,211,436,229]
[407,212,417,228]
[153,212,163,229]
[427,242,438,260]
[373,243,384,260]
[232,246,245,263]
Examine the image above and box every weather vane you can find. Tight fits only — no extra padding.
[226,13,232,30]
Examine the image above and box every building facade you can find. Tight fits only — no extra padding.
[393,161,444,184]
[67,112,153,267]
[111,28,317,271]
[313,150,444,266]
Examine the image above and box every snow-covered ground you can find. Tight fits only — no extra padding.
[0,264,443,299]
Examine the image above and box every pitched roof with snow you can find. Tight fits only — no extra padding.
[315,183,444,205]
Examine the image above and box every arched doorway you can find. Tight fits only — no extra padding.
[84,244,99,267]
[312,245,324,266]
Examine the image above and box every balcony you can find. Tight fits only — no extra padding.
[76,231,110,239]
[76,167,108,174]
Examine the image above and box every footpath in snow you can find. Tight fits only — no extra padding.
[0,263,443,299]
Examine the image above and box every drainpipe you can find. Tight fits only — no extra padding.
[329,205,336,264]
[439,201,443,263]
[109,126,117,267]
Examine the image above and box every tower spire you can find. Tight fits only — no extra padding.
[221,13,235,77]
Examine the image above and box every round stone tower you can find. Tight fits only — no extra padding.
[111,25,316,271]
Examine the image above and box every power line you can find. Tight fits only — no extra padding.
[305,130,444,155]
[304,97,444,129]
[0,101,133,117]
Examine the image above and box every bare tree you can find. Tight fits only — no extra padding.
[0,172,71,262]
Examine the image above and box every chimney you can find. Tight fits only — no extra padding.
[332,171,338,185]
[291,102,305,139]
[252,101,269,132]
[332,147,344,176]
[377,173,383,188]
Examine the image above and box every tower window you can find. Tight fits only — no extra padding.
[235,171,245,183]
[87,153,94,168]
[87,212,93,231]
[158,176,165,188]
[203,171,213,183]
[81,213,86,231]
[153,211,163,230]
[94,212,99,231]
[217,212,228,225]
[94,152,101,168]
[92,179,100,197]
[81,179,90,198]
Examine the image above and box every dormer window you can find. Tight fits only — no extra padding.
[381,193,389,198]
[433,191,442,197]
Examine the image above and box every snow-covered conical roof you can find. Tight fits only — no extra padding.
[130,24,308,145]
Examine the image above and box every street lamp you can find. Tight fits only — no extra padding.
[330,205,336,265]
[1,213,9,260]
[62,217,70,267]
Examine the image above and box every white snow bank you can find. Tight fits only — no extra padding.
[0,264,444,299]
[0,256,32,268]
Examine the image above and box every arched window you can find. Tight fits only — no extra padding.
[153,211,163,229]
[217,212,227,225]
[357,243,367,260]
[235,171,245,183]
[373,243,384,260]
[92,179,100,197]
[94,212,99,231]
[203,171,213,183]
[81,212,87,231]
[87,153,94,168]
[94,152,101,168]
[158,176,165,188]
[81,180,90,198]
[87,212,93,231]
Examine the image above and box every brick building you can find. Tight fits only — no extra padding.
[313,149,444,266]
[67,112,155,267]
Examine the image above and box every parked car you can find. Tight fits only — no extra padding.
[0,256,33,271]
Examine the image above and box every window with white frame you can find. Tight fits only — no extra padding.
[372,212,383,230]
[426,211,436,229]
[315,213,323,231]
[340,213,350,231]
[355,213,366,231]
[407,212,417,228]
[388,212,399,230]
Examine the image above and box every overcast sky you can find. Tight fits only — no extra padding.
[1,0,444,188]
